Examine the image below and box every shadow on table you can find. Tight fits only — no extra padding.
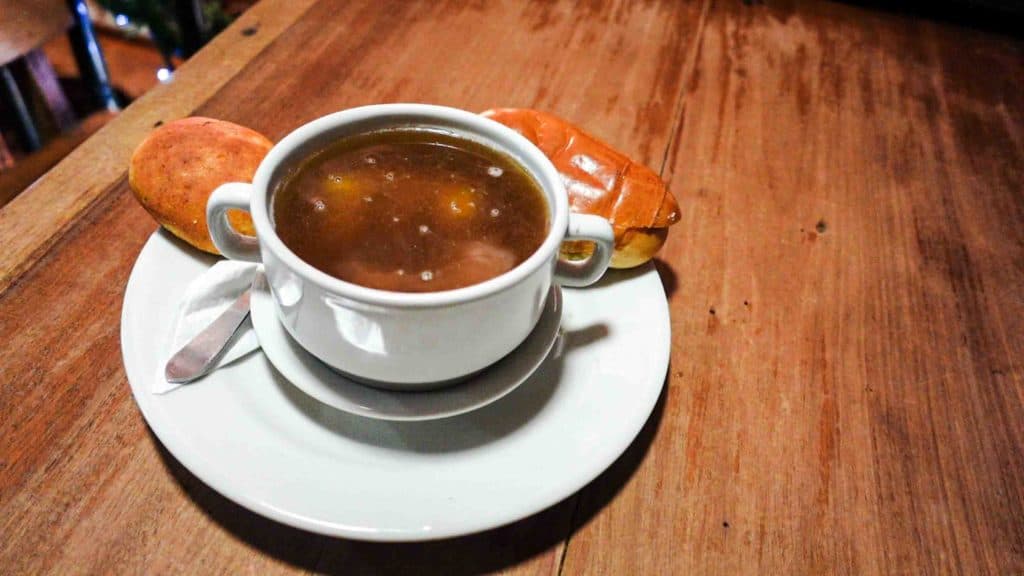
[653,258,678,299]
[581,257,677,300]
[148,375,669,575]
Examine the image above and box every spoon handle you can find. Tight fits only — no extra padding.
[164,289,251,384]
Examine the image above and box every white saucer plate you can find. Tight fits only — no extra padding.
[122,230,670,541]
[250,274,563,421]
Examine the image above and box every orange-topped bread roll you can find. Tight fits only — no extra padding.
[482,108,680,268]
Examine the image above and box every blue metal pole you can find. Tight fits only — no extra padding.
[65,0,120,112]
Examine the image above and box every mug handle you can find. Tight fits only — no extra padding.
[207,182,261,261]
[555,213,615,287]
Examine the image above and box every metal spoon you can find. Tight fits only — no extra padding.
[164,289,251,384]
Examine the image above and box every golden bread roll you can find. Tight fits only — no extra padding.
[481,108,680,268]
[129,117,273,254]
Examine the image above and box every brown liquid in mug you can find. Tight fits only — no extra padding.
[272,129,549,292]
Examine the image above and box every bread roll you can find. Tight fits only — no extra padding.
[129,117,273,254]
[481,108,680,268]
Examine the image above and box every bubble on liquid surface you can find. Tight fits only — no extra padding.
[419,224,430,234]
[364,155,377,165]
[328,174,342,183]
[397,269,405,276]
[420,270,433,281]
[490,208,501,217]
[313,199,326,212]
[392,216,400,222]
[384,172,395,182]
[363,196,373,203]
[487,166,503,177]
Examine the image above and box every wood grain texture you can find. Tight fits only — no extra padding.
[0,190,579,575]
[0,110,114,208]
[562,1,1024,574]
[0,0,703,574]
[42,32,181,101]
[1,0,1022,573]
[0,0,319,294]
[0,0,69,67]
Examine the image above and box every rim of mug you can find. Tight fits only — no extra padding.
[249,103,570,309]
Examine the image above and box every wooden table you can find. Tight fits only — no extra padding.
[2,1,1022,573]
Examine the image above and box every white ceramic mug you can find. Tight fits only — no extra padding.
[207,104,613,389]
